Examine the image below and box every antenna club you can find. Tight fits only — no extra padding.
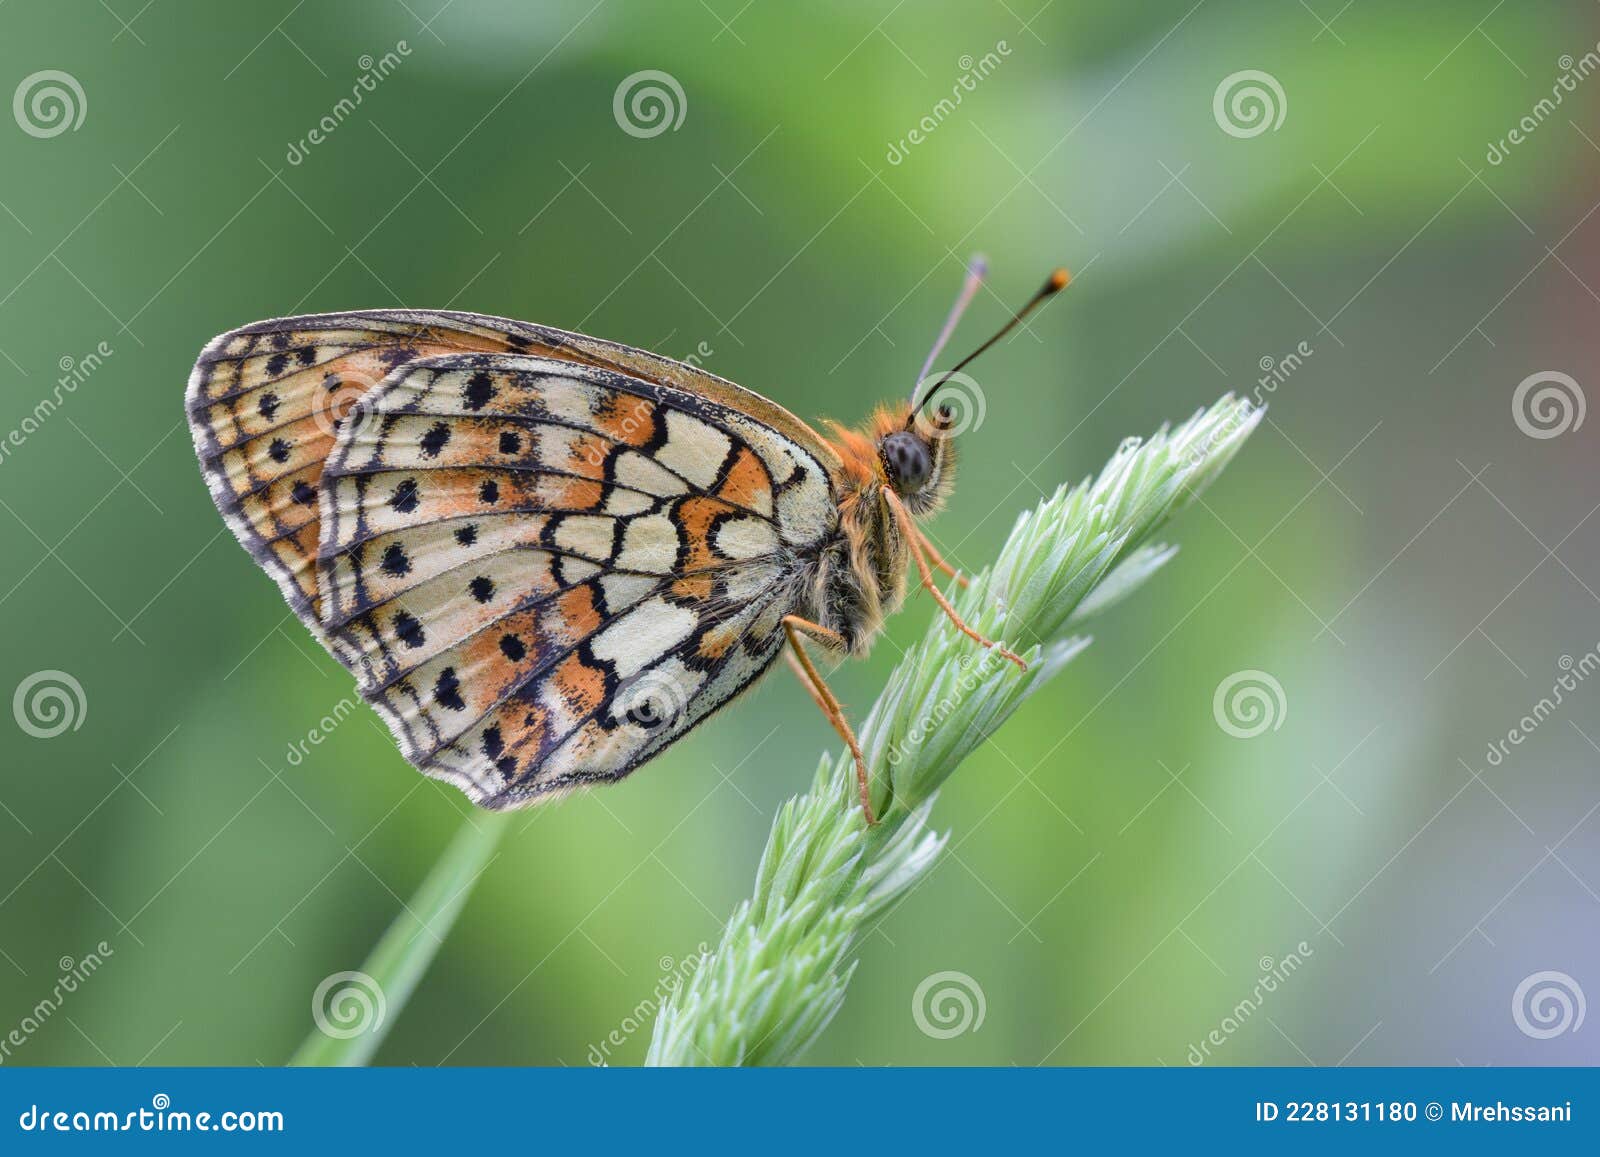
[910,263,1075,423]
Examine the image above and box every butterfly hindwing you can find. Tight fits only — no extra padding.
[315,351,837,807]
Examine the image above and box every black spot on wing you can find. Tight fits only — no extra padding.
[380,542,411,576]
[393,611,425,648]
[463,372,495,411]
[390,478,419,513]
[419,422,451,458]
[434,668,465,712]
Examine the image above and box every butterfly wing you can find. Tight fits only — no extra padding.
[186,312,541,622]
[186,309,843,626]
[189,312,845,808]
[296,351,845,811]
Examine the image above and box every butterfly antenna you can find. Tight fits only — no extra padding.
[910,267,1071,422]
[914,253,989,388]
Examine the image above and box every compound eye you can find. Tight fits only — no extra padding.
[881,431,931,494]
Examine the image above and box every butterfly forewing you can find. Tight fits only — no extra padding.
[191,315,844,809]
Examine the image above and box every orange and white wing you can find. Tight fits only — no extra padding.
[188,314,841,808]
[185,311,538,622]
[185,308,843,625]
[319,352,839,806]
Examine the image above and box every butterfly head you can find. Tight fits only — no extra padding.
[878,406,955,515]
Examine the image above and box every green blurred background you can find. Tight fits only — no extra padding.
[2,0,1597,1066]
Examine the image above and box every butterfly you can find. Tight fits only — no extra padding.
[185,259,1068,824]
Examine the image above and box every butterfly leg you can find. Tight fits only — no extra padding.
[911,523,969,588]
[783,648,833,716]
[782,615,877,825]
[882,489,1027,672]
